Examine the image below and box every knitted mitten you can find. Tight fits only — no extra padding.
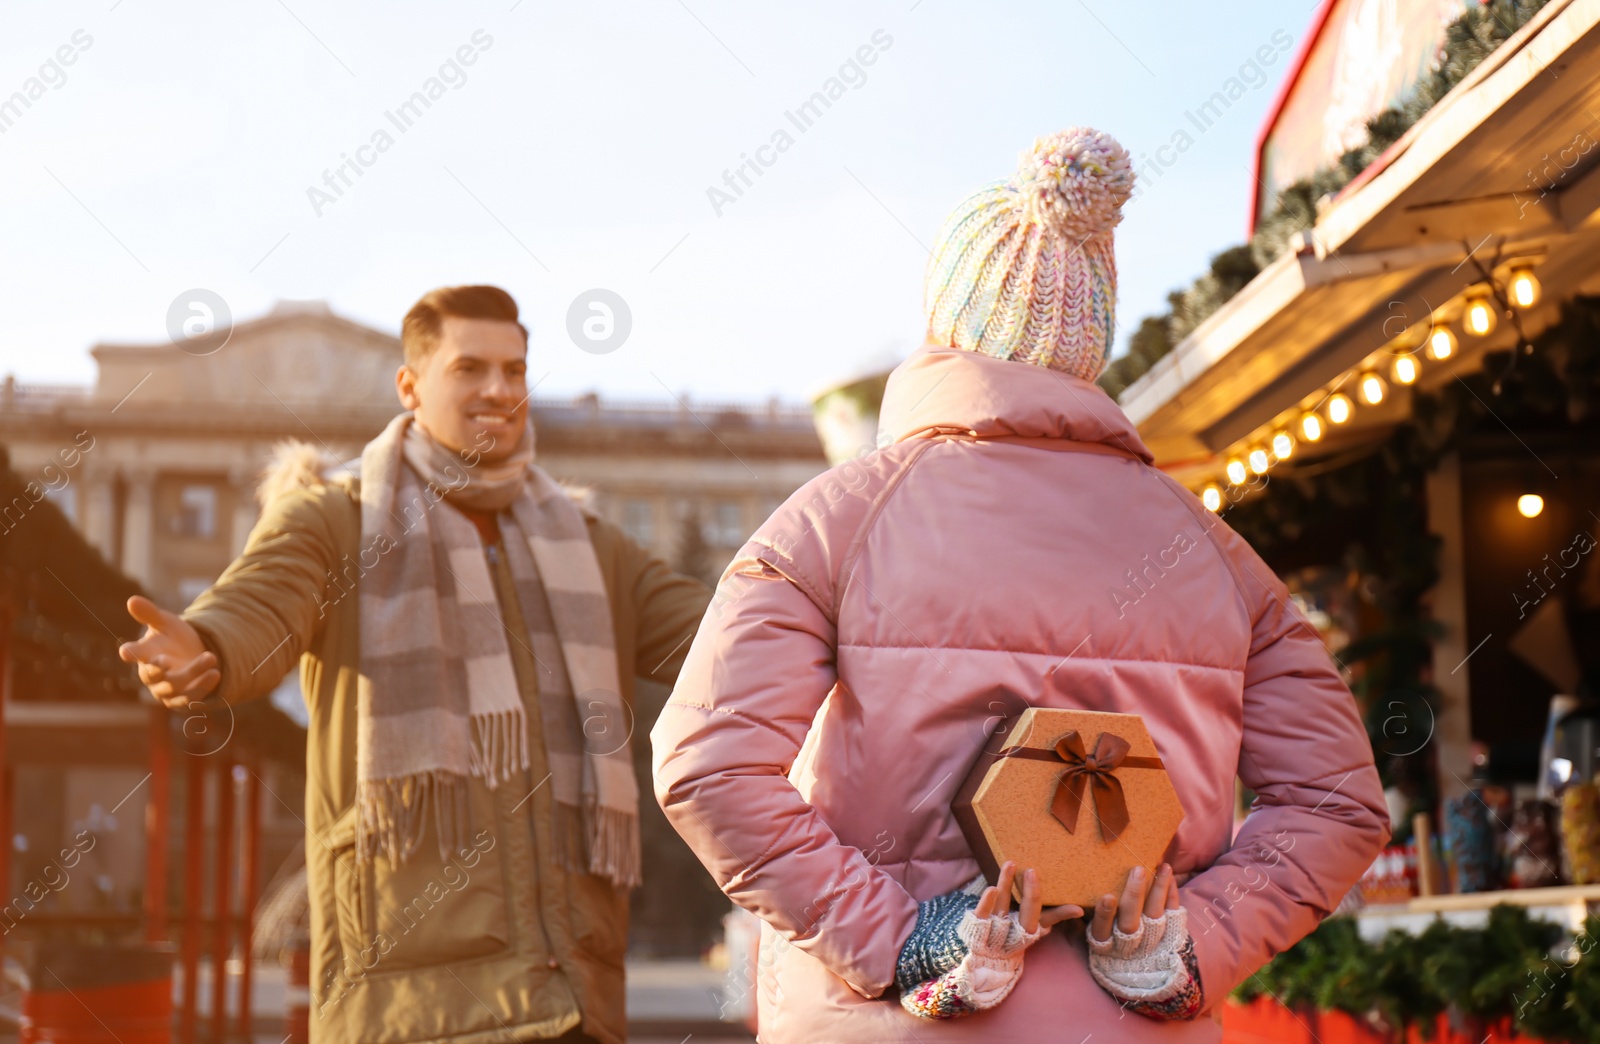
[1086,906,1204,1021]
[894,883,983,993]
[896,880,1050,1019]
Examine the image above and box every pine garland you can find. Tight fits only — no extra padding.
[1236,905,1600,1041]
[1101,0,1555,401]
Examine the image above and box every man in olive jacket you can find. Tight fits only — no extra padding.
[118,286,711,1044]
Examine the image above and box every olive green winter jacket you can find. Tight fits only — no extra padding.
[183,457,710,1044]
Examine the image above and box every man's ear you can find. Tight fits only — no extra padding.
[396,363,421,411]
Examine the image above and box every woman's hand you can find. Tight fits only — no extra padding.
[897,861,1084,1019]
[978,861,1086,933]
[1089,862,1179,943]
[1086,862,1205,1022]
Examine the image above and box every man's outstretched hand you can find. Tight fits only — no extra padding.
[118,595,220,708]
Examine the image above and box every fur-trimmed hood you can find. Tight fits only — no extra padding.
[255,441,356,507]
[254,439,594,511]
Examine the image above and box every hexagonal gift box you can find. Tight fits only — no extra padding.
[953,707,1184,909]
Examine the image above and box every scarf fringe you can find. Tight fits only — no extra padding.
[553,801,640,890]
[356,414,635,889]
[358,707,528,866]
[591,801,641,891]
[356,770,471,867]
[468,708,531,788]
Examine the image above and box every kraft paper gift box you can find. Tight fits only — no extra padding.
[953,706,1184,909]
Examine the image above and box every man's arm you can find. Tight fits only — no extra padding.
[589,514,711,685]
[175,485,345,706]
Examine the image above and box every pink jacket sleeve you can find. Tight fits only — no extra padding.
[650,529,920,998]
[1179,519,1392,1009]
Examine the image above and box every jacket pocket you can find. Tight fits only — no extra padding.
[567,870,627,966]
[322,808,381,993]
[359,787,511,974]
[320,792,512,979]
[363,832,508,971]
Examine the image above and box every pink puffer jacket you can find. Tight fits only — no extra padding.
[651,346,1390,1042]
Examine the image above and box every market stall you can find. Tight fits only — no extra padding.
[0,442,305,1043]
[1106,0,1600,1037]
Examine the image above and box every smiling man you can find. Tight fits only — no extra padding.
[118,285,711,1043]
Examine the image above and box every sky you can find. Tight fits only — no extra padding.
[0,0,1309,405]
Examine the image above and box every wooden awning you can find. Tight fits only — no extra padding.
[1121,0,1600,485]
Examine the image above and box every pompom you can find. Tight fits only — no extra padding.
[1012,127,1135,240]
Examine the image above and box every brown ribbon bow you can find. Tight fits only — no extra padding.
[1000,730,1164,843]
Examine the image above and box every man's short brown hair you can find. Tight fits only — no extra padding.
[401,285,528,368]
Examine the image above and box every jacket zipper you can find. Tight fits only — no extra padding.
[484,538,560,965]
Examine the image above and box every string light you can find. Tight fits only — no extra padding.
[1464,294,1498,336]
[1509,268,1541,309]
[1186,271,1539,518]
[1427,325,1457,360]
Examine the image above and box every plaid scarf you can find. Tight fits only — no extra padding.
[354,413,640,889]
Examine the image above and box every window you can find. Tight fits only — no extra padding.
[177,577,215,606]
[172,485,216,538]
[269,672,309,728]
[44,484,77,524]
[621,498,655,547]
[707,500,745,547]
[13,766,148,915]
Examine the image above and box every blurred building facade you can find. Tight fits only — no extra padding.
[0,300,827,608]
[0,300,829,959]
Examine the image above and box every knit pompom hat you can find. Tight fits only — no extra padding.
[924,127,1135,381]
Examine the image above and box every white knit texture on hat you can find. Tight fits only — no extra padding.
[924,127,1135,382]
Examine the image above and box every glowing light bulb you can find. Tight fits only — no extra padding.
[1248,447,1270,475]
[1464,296,1498,336]
[1225,458,1247,485]
[1271,430,1294,460]
[1509,268,1541,309]
[1359,372,1387,406]
[1326,393,1353,425]
[1391,355,1420,385]
[1427,325,1457,361]
[1299,412,1324,442]
[1201,485,1223,512]
[1518,494,1544,518]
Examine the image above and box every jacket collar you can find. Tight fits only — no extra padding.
[877,345,1154,463]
